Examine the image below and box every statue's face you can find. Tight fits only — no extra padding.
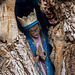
[29,23,40,38]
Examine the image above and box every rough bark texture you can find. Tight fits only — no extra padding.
[48,23,65,75]
[0,0,18,43]
[0,0,75,75]
[40,0,75,75]
[0,32,39,75]
[0,0,39,75]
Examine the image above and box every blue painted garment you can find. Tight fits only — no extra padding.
[15,0,55,74]
[23,20,54,75]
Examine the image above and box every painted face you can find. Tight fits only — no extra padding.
[29,23,40,38]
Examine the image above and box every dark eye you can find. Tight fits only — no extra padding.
[44,7,47,10]
[44,4,47,6]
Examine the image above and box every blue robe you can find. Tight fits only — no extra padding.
[15,0,55,75]
[22,20,54,75]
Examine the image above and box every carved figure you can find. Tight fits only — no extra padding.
[17,9,54,75]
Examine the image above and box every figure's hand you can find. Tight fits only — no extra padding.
[35,45,47,62]
[38,45,46,61]
[36,46,40,56]
[35,45,40,62]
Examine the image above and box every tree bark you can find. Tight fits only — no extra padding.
[0,0,18,43]
[40,0,75,75]
[0,0,39,75]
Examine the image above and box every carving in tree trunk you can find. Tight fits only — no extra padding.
[0,0,75,75]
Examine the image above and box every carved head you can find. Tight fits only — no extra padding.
[29,23,40,38]
[17,8,41,38]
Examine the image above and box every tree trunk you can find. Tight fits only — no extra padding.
[0,32,39,75]
[40,0,75,75]
[0,0,18,43]
[0,0,39,75]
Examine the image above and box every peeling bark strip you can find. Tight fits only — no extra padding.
[40,0,75,75]
[0,32,39,75]
[63,44,75,75]
[48,23,65,75]
[0,0,18,43]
